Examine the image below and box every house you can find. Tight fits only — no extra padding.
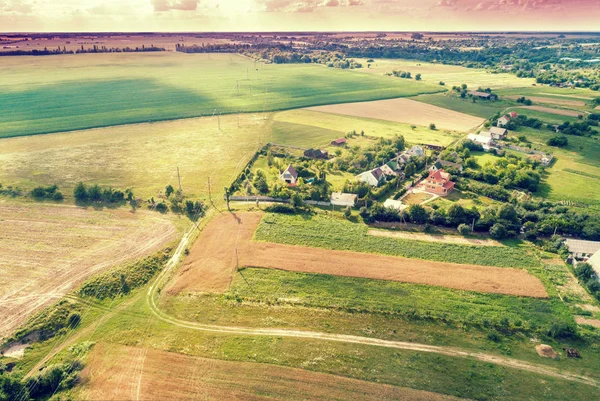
[303,148,328,159]
[489,127,508,140]
[280,165,298,185]
[331,138,347,146]
[423,169,455,196]
[468,91,493,100]
[424,144,444,151]
[383,198,407,211]
[386,160,400,172]
[430,160,463,173]
[564,239,600,259]
[331,192,358,207]
[379,164,397,177]
[509,111,518,118]
[467,132,493,147]
[356,168,386,187]
[497,115,511,127]
[405,145,425,158]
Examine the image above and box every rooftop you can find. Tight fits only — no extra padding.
[564,239,600,255]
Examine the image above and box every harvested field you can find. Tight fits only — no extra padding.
[306,98,485,132]
[576,317,600,328]
[368,229,502,247]
[0,201,177,340]
[519,105,584,117]
[170,213,547,298]
[505,95,586,107]
[77,343,464,401]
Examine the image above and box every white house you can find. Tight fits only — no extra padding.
[564,239,600,259]
[379,164,397,177]
[589,251,600,281]
[280,165,298,185]
[497,115,511,127]
[383,198,407,211]
[331,192,358,207]
[467,133,493,147]
[356,168,386,187]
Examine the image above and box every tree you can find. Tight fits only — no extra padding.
[165,185,174,198]
[457,223,471,236]
[447,204,466,226]
[408,204,428,224]
[415,73,422,81]
[489,223,507,239]
[291,193,304,208]
[575,263,596,282]
[429,123,436,130]
[498,204,518,223]
[88,184,102,202]
[73,182,88,202]
[547,135,568,147]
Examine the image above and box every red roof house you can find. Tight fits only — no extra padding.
[423,169,455,196]
[331,138,347,146]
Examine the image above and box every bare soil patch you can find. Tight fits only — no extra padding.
[575,317,600,328]
[506,95,585,107]
[519,105,583,117]
[78,343,464,401]
[0,201,177,340]
[171,213,547,298]
[306,98,485,132]
[368,229,503,247]
[536,344,558,359]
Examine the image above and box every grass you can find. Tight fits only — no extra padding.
[254,213,539,268]
[430,189,499,210]
[0,53,443,138]
[230,268,563,334]
[509,107,581,124]
[0,113,269,199]
[273,109,461,147]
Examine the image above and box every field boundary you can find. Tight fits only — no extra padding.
[147,220,599,388]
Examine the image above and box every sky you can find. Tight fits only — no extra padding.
[1,0,599,32]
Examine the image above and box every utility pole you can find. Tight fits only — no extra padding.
[177,167,182,193]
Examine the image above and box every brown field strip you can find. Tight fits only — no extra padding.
[505,95,586,107]
[305,98,485,132]
[0,201,177,340]
[169,213,547,298]
[519,105,584,117]
[368,229,503,247]
[77,343,464,401]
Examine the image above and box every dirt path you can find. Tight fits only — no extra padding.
[505,95,586,107]
[576,317,600,328]
[368,229,503,247]
[170,213,547,298]
[518,105,584,117]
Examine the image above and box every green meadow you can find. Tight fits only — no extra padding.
[0,52,443,138]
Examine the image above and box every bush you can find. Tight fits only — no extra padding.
[489,223,507,239]
[547,320,578,340]
[547,135,568,147]
[264,204,296,214]
[457,223,471,236]
[429,123,436,130]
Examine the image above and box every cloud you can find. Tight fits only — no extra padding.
[0,0,33,14]
[260,0,364,12]
[151,0,199,12]
[436,0,458,6]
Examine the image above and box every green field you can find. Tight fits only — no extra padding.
[272,109,461,147]
[413,93,510,118]
[0,53,443,138]
[0,113,268,199]
[255,213,539,268]
[513,128,600,204]
[357,59,537,89]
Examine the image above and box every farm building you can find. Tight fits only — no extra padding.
[356,168,386,187]
[280,165,298,185]
[468,91,496,100]
[489,127,508,140]
[467,132,493,148]
[303,148,328,160]
[384,198,407,211]
[589,251,600,280]
[423,169,455,196]
[424,144,445,151]
[331,138,347,146]
[430,160,463,173]
[564,239,600,259]
[331,192,358,207]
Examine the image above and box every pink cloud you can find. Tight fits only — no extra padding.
[151,0,199,12]
[260,0,364,12]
